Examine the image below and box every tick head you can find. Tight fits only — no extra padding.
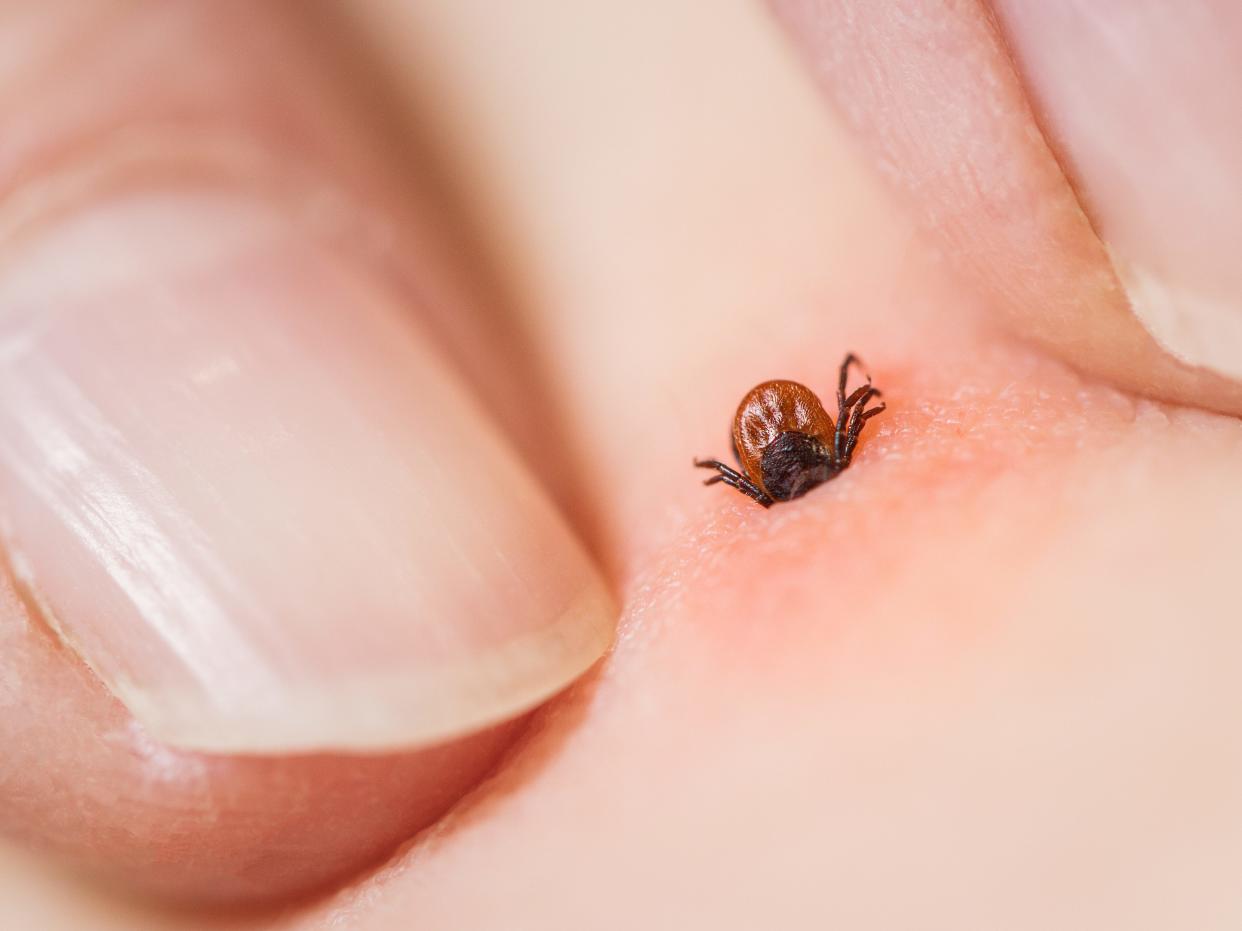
[759,431,836,501]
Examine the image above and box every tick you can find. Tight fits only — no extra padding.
[694,354,886,508]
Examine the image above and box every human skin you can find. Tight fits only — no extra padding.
[2,1,1242,929]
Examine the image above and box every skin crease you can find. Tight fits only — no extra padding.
[3,2,1242,930]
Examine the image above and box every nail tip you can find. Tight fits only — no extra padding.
[116,584,617,756]
[1111,249,1242,382]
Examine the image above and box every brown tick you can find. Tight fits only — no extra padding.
[695,354,886,508]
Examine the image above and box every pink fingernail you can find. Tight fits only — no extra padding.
[994,1,1242,379]
[0,186,614,753]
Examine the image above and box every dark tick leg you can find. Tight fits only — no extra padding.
[837,353,861,403]
[835,353,871,461]
[836,383,871,460]
[841,401,886,465]
[843,383,872,407]
[716,473,774,508]
[841,387,881,455]
[836,354,860,433]
[694,458,773,508]
[694,458,739,478]
[845,387,880,428]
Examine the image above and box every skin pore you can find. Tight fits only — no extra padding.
[3,1,1242,928]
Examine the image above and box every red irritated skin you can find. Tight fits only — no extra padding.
[6,1,1242,930]
[271,333,1242,931]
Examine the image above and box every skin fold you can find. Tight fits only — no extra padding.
[2,1,1241,928]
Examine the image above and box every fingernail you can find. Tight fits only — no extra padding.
[0,184,615,753]
[993,2,1242,379]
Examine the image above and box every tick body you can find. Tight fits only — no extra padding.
[695,354,886,508]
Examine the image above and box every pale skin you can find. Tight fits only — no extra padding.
[3,2,1242,929]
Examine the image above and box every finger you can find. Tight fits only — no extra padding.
[345,0,928,559]
[769,0,1242,415]
[1,569,520,907]
[992,2,1242,381]
[0,0,612,902]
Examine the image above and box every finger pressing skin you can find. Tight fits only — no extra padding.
[0,0,612,903]
[343,0,929,564]
[767,0,1242,415]
[991,2,1242,382]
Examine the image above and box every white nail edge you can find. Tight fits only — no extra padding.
[1109,245,1242,382]
[112,582,616,756]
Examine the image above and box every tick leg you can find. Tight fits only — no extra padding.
[841,387,881,452]
[715,472,774,508]
[695,458,761,493]
[841,400,886,465]
[836,353,859,432]
[694,458,773,508]
[837,353,861,404]
[836,386,869,460]
[695,457,739,477]
[835,353,872,460]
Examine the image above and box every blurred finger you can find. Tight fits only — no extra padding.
[770,0,1242,414]
[0,0,612,902]
[992,2,1242,381]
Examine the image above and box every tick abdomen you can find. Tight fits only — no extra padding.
[696,356,885,508]
[732,380,834,488]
